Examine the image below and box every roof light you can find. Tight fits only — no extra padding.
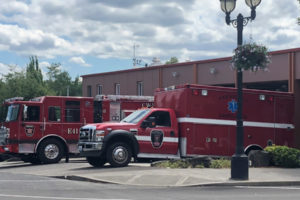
[259,95,265,101]
[193,89,199,96]
[201,90,208,96]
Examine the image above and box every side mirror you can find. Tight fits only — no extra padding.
[141,117,156,128]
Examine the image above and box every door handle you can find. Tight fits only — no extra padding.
[170,131,175,137]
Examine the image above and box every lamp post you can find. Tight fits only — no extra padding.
[219,0,261,180]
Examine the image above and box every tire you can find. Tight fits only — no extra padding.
[106,142,132,167]
[21,154,41,165]
[86,156,106,167]
[248,149,270,167]
[37,138,65,164]
[248,150,256,167]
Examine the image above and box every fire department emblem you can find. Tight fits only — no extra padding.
[151,130,164,149]
[25,125,35,137]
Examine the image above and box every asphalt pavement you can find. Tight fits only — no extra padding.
[1,158,300,187]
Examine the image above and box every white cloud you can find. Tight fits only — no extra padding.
[0,63,10,77]
[0,62,23,78]
[0,0,299,66]
[69,57,91,67]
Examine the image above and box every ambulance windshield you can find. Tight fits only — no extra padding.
[121,109,150,124]
[5,104,20,122]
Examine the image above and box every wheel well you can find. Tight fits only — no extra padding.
[36,136,68,155]
[244,145,263,155]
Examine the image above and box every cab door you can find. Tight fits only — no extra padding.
[18,103,44,153]
[137,110,179,158]
[45,98,63,139]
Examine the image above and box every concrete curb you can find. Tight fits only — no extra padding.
[53,175,300,188]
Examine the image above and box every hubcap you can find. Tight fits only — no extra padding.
[112,146,128,164]
[44,144,59,160]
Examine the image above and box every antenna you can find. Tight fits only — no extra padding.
[133,43,142,68]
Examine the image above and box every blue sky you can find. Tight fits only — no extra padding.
[0,0,299,79]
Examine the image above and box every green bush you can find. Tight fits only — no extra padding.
[152,158,230,169]
[264,145,300,168]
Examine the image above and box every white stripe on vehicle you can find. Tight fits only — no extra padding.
[177,117,294,129]
[137,153,180,159]
[135,135,178,143]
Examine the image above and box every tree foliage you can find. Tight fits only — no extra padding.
[165,57,178,65]
[46,63,82,96]
[0,56,82,120]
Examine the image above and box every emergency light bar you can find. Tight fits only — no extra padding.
[4,97,24,102]
[94,95,154,102]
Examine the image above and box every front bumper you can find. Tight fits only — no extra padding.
[0,145,12,153]
[78,142,104,157]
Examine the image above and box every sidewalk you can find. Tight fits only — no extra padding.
[63,163,300,187]
[1,159,300,187]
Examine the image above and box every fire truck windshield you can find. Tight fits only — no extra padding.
[5,104,20,122]
[121,109,150,124]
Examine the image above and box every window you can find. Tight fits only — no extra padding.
[5,104,20,122]
[115,83,120,95]
[97,85,103,95]
[23,106,40,122]
[65,101,80,122]
[137,81,143,96]
[87,85,92,97]
[147,111,171,127]
[48,106,61,122]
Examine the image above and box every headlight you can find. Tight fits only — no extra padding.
[0,127,10,138]
[6,128,10,138]
[95,130,105,141]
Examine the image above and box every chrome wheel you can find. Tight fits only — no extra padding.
[44,144,59,160]
[37,139,64,164]
[107,142,132,167]
[112,146,128,164]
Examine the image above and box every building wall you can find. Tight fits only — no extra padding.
[296,52,300,79]
[295,80,300,148]
[83,48,300,97]
[82,67,161,96]
[161,64,194,87]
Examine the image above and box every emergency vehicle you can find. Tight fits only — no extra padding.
[79,84,295,167]
[0,95,154,164]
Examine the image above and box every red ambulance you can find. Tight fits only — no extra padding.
[79,84,294,167]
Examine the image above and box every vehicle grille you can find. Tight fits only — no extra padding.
[79,128,95,142]
[0,127,7,145]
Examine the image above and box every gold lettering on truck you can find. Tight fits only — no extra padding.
[67,128,79,134]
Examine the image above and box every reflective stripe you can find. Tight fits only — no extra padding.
[135,135,178,143]
[177,117,294,129]
[137,153,180,159]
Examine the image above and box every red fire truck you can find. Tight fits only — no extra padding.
[0,95,154,164]
[78,84,295,167]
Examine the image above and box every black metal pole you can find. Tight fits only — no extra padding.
[231,13,249,180]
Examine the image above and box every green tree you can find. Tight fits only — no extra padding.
[0,66,27,121]
[0,57,82,121]
[23,56,47,100]
[165,57,179,65]
[46,63,82,96]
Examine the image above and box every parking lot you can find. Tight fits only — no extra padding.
[0,157,151,178]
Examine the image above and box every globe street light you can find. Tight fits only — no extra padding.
[219,0,261,180]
